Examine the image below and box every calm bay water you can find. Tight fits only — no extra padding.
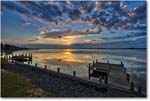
[13,49,146,94]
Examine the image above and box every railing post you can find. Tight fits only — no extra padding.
[93,60,95,65]
[35,63,37,67]
[96,59,98,63]
[73,71,76,77]
[99,76,102,83]
[127,73,130,83]
[57,68,60,73]
[138,86,142,94]
[105,75,108,84]
[44,65,47,69]
[28,61,30,65]
[88,63,91,80]
[124,68,126,73]
[107,60,109,64]
[130,81,135,91]
[121,61,124,67]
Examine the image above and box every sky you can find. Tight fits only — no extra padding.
[1,0,147,48]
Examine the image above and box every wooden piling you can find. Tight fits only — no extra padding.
[124,68,126,73]
[96,59,98,63]
[105,75,108,84]
[44,65,47,69]
[127,73,130,83]
[138,86,142,94]
[130,81,135,91]
[107,60,109,64]
[57,68,60,73]
[73,71,76,77]
[35,63,37,67]
[88,63,91,80]
[93,60,95,65]
[99,76,102,83]
[28,61,30,65]
[121,61,124,67]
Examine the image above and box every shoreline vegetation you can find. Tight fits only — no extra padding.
[1,70,55,97]
[1,58,56,97]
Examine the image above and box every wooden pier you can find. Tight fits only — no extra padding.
[89,60,130,89]
[7,53,32,62]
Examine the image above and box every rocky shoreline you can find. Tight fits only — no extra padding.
[2,62,143,97]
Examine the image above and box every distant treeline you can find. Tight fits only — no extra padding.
[1,43,29,52]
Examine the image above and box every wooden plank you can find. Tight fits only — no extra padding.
[91,61,129,89]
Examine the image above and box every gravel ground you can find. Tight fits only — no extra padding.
[2,63,143,97]
[2,63,108,97]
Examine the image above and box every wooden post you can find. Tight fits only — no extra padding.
[130,81,135,91]
[93,60,95,65]
[57,68,60,73]
[8,56,10,60]
[44,65,47,69]
[124,68,126,73]
[25,53,27,57]
[99,76,102,83]
[96,59,98,63]
[88,63,91,73]
[138,86,142,94]
[73,71,76,77]
[28,61,30,65]
[127,73,130,83]
[107,60,109,64]
[121,61,124,67]
[88,63,91,80]
[105,75,108,84]
[35,63,37,67]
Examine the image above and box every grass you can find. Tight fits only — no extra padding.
[1,58,10,66]
[1,71,56,97]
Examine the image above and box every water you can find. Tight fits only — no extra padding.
[13,49,146,94]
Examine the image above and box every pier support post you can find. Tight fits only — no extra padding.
[25,53,27,57]
[44,65,47,69]
[99,76,102,83]
[127,73,130,83]
[138,86,142,94]
[35,63,37,67]
[57,68,60,73]
[124,68,126,73]
[93,60,95,66]
[121,61,124,67]
[105,75,108,84]
[107,60,109,64]
[28,61,30,65]
[8,56,10,60]
[96,59,98,63]
[88,63,91,80]
[130,81,135,91]
[73,71,76,77]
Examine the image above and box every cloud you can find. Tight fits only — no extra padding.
[128,3,146,20]
[40,30,97,38]
[1,1,146,35]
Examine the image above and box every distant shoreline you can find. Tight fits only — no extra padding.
[34,48,146,50]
